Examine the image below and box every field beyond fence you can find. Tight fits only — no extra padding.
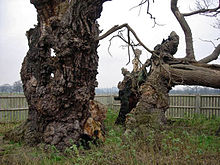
[0,94,220,122]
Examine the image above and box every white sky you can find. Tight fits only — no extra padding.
[0,0,219,87]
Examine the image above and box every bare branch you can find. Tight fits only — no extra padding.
[97,23,153,54]
[107,36,116,56]
[130,0,161,27]
[107,31,142,65]
[127,28,131,65]
[185,0,220,17]
[103,25,145,66]
[171,0,195,60]
[199,44,220,63]
[195,0,217,10]
[136,0,145,15]
[213,18,220,29]
[97,24,124,40]
[146,0,157,27]
[199,38,216,48]
[107,28,127,56]
[130,0,149,10]
[183,6,220,17]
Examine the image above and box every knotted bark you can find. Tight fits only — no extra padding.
[5,0,109,151]
[125,32,179,132]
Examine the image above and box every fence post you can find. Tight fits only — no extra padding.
[195,94,201,115]
[110,95,114,110]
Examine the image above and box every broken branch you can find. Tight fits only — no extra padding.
[183,6,220,17]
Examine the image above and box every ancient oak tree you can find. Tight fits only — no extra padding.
[5,0,109,151]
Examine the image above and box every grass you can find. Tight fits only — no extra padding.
[0,109,220,165]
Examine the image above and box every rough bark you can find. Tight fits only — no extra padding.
[124,31,220,134]
[115,51,148,125]
[114,69,140,125]
[5,0,109,151]
[167,63,220,88]
[122,32,178,130]
[125,68,170,133]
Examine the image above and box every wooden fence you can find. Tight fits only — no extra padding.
[95,94,220,119]
[167,95,220,118]
[0,94,220,122]
[0,96,28,122]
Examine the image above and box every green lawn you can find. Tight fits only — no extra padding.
[0,109,220,165]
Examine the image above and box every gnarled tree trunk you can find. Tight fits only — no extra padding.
[125,31,220,133]
[5,0,109,151]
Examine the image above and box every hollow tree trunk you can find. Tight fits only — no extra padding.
[5,0,108,151]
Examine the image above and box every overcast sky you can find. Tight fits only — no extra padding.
[0,0,219,87]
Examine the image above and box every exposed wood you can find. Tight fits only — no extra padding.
[166,63,220,88]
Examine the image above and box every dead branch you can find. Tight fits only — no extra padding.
[107,36,115,56]
[130,0,149,11]
[199,38,216,48]
[171,0,195,60]
[199,44,220,63]
[145,0,157,27]
[130,0,162,27]
[97,23,153,54]
[168,63,220,88]
[213,18,220,29]
[183,6,220,17]
[127,28,131,64]
[107,31,143,65]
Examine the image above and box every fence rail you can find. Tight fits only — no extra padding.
[0,95,28,122]
[1,94,220,122]
[167,95,220,119]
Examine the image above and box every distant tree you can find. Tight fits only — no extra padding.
[0,84,12,93]
[12,80,23,93]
